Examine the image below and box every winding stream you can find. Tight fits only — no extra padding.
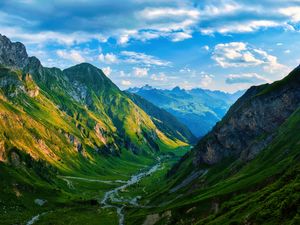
[26,212,47,225]
[26,161,161,225]
[101,162,161,225]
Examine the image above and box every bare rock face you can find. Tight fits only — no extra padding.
[193,66,300,166]
[0,141,6,162]
[0,68,26,97]
[0,34,29,69]
[65,133,83,153]
[24,74,39,97]
[10,151,21,167]
[94,123,107,145]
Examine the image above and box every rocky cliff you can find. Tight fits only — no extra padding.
[193,65,300,165]
[0,34,29,69]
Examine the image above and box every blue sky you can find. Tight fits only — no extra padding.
[1,0,300,92]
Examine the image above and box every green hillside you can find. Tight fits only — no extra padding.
[124,66,300,225]
[125,92,196,144]
[0,35,191,224]
[127,85,243,137]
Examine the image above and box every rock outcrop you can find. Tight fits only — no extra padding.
[193,65,300,165]
[0,34,29,69]
[0,140,6,162]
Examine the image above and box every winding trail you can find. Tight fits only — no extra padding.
[59,176,127,185]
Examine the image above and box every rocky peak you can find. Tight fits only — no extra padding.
[141,84,154,90]
[63,62,119,93]
[0,34,29,69]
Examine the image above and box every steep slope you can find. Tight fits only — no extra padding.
[125,66,300,225]
[192,65,300,166]
[0,34,29,68]
[0,35,190,224]
[125,92,196,144]
[128,85,243,137]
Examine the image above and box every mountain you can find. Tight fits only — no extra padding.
[126,65,300,225]
[125,92,196,144]
[0,35,192,224]
[1,33,298,225]
[127,85,244,137]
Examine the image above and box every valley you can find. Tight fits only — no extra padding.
[0,15,299,225]
[127,85,243,137]
[2,145,189,225]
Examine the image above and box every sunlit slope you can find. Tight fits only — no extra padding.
[0,48,189,224]
[126,66,300,225]
[0,60,188,173]
[140,107,300,225]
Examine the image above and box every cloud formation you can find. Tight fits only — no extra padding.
[1,0,299,46]
[226,73,270,84]
[56,49,85,63]
[121,51,171,67]
[133,67,149,77]
[0,0,298,92]
[98,53,118,64]
[212,42,286,73]
[121,80,132,86]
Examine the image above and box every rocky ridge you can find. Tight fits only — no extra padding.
[193,65,300,165]
[0,34,29,69]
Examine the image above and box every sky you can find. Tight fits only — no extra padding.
[0,0,300,92]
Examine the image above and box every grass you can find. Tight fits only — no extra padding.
[124,108,300,225]
[0,139,190,225]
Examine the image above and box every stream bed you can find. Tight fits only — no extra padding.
[26,161,161,225]
[101,162,161,225]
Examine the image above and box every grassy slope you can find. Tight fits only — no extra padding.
[125,92,196,144]
[128,87,243,137]
[0,63,190,224]
[125,108,300,225]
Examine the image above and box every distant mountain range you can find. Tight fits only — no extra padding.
[127,85,244,137]
[128,64,300,225]
[1,33,299,225]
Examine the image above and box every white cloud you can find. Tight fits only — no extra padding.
[199,2,242,17]
[121,51,171,67]
[119,70,126,77]
[1,26,107,46]
[212,42,261,67]
[284,49,291,54]
[151,72,167,81]
[56,49,85,63]
[98,53,118,64]
[169,32,192,42]
[138,7,200,34]
[102,66,112,76]
[212,42,287,73]
[252,48,287,73]
[121,80,132,86]
[203,45,210,51]
[200,74,214,87]
[2,0,300,48]
[201,20,281,35]
[133,67,149,77]
[179,67,192,73]
[140,7,200,21]
[279,7,300,22]
[117,30,138,45]
[226,73,270,84]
